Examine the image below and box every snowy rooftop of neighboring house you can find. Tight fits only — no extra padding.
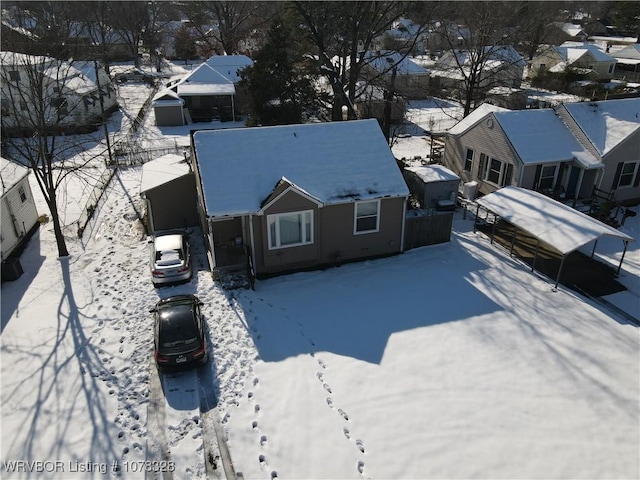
[476,186,634,255]
[557,42,615,62]
[0,157,29,196]
[494,109,601,168]
[553,22,586,38]
[204,55,253,83]
[611,43,640,60]
[361,50,429,75]
[152,88,184,106]
[447,103,509,135]
[406,164,459,183]
[174,63,236,96]
[561,98,640,157]
[140,153,190,193]
[193,119,409,217]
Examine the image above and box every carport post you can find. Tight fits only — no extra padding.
[473,205,480,232]
[509,228,517,257]
[532,239,541,272]
[490,215,498,245]
[616,240,629,276]
[591,239,599,259]
[555,254,567,289]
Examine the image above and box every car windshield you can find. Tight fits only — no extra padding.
[155,249,183,266]
[157,302,199,348]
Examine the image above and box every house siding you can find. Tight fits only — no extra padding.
[252,190,405,276]
[1,177,39,260]
[154,105,184,126]
[144,174,199,232]
[443,116,520,196]
[601,130,640,203]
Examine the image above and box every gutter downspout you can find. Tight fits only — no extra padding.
[400,196,407,252]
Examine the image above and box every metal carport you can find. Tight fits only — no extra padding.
[474,187,635,289]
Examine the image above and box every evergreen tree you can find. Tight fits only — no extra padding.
[240,18,324,125]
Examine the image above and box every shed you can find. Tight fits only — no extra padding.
[404,164,459,210]
[151,89,185,126]
[140,154,199,232]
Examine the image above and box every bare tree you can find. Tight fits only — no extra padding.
[1,53,111,257]
[431,1,531,117]
[177,1,276,56]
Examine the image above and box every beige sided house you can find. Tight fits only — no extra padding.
[191,119,410,279]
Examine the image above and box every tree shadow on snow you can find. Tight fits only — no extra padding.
[2,258,121,468]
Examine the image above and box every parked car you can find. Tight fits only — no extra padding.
[152,295,208,369]
[150,233,192,285]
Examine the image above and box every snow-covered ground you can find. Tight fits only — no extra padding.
[1,63,638,480]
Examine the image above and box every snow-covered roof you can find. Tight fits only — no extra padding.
[553,22,586,38]
[140,153,190,193]
[560,98,640,157]
[0,157,29,196]
[557,42,615,63]
[204,55,253,83]
[476,186,634,255]
[448,103,509,135]
[406,164,459,183]
[175,63,236,97]
[193,119,409,217]
[361,50,429,75]
[612,44,640,60]
[152,88,184,106]
[493,109,601,167]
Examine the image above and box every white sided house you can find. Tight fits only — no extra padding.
[0,51,117,135]
[1,157,38,263]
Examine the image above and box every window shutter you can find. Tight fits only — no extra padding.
[533,165,542,189]
[612,162,624,189]
[502,164,513,187]
[478,155,485,180]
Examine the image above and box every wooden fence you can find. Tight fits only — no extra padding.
[404,211,453,250]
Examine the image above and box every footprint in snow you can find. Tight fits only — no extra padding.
[338,409,349,421]
[260,435,267,447]
[323,383,332,394]
[356,439,365,453]
[357,461,365,475]
[326,397,333,408]
[343,427,350,439]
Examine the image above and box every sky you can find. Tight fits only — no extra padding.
[0,60,638,480]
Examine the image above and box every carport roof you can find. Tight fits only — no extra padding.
[475,187,634,255]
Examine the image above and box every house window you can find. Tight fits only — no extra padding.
[608,64,614,74]
[616,162,638,188]
[538,165,557,190]
[464,148,473,172]
[486,158,505,185]
[18,186,27,203]
[354,200,380,234]
[9,70,20,82]
[267,210,313,249]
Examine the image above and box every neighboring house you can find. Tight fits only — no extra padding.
[140,153,199,233]
[153,54,252,125]
[378,17,429,55]
[357,50,430,99]
[545,22,589,44]
[432,45,525,91]
[1,157,39,262]
[190,119,410,278]
[443,98,640,205]
[612,44,640,82]
[0,51,117,135]
[554,98,640,205]
[353,82,406,123]
[530,42,616,81]
[443,103,603,200]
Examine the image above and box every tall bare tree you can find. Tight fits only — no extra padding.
[1,53,110,257]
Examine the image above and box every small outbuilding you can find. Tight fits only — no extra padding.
[151,89,185,126]
[140,154,199,233]
[403,164,460,211]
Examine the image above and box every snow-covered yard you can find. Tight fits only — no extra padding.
[1,63,638,479]
[1,164,638,479]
